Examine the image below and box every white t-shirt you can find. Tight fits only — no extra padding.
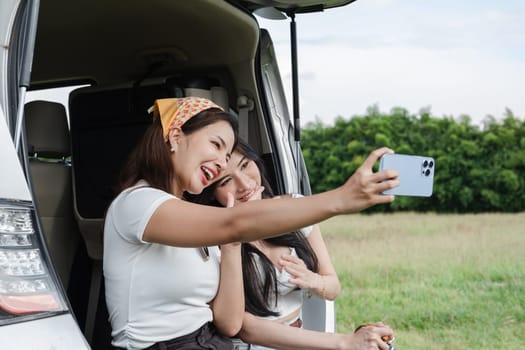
[258,194,313,324]
[103,182,221,349]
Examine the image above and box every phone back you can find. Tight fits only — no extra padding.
[379,154,435,197]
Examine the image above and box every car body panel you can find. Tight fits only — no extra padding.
[0,109,31,202]
[0,1,91,348]
[0,314,90,349]
[0,0,18,131]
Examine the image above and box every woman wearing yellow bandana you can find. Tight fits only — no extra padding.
[104,96,398,350]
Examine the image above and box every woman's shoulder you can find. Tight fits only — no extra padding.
[110,181,176,214]
[122,181,175,198]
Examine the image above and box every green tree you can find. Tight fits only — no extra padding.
[301,107,525,213]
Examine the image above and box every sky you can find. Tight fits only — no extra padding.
[256,0,525,127]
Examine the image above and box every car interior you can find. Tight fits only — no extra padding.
[20,0,341,347]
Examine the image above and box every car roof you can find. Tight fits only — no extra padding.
[30,0,356,87]
[236,0,356,14]
[31,0,258,86]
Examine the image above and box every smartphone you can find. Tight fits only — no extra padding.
[379,153,435,197]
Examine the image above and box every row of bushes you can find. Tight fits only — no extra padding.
[301,107,525,212]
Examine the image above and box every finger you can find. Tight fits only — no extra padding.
[248,186,265,201]
[378,340,391,350]
[361,175,399,202]
[287,278,306,288]
[280,254,305,265]
[371,324,394,344]
[354,325,390,350]
[355,322,394,341]
[360,147,394,171]
[280,259,308,273]
[280,260,303,272]
[226,192,235,208]
[375,178,400,194]
[282,264,307,277]
[371,169,399,182]
[370,193,396,205]
[357,173,399,195]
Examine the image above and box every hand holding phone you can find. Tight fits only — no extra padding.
[379,153,435,197]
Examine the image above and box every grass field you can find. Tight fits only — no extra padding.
[320,212,525,350]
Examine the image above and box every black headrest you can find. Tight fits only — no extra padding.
[69,84,171,218]
[25,101,70,158]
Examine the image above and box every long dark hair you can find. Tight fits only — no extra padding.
[117,108,239,194]
[187,139,319,317]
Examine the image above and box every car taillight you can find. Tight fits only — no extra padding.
[0,204,66,323]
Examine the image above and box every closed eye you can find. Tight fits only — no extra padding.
[218,176,232,187]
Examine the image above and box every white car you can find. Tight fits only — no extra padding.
[0,0,353,348]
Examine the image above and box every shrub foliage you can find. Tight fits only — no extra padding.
[301,107,525,212]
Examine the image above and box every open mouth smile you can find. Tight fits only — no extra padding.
[201,166,217,184]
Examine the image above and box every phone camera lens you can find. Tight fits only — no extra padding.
[425,169,431,176]
[429,161,434,168]
[423,160,428,167]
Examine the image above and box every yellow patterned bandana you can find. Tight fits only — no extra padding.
[150,97,223,141]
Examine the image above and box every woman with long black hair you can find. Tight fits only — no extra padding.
[190,140,393,350]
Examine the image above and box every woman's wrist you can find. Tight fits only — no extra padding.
[220,243,242,251]
[311,275,327,299]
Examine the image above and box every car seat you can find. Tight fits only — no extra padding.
[24,100,81,291]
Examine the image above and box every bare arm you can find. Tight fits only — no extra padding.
[210,193,244,336]
[210,243,243,336]
[279,224,340,300]
[143,147,399,247]
[239,313,394,350]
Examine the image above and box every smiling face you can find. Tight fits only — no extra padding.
[169,120,235,196]
[213,150,262,206]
